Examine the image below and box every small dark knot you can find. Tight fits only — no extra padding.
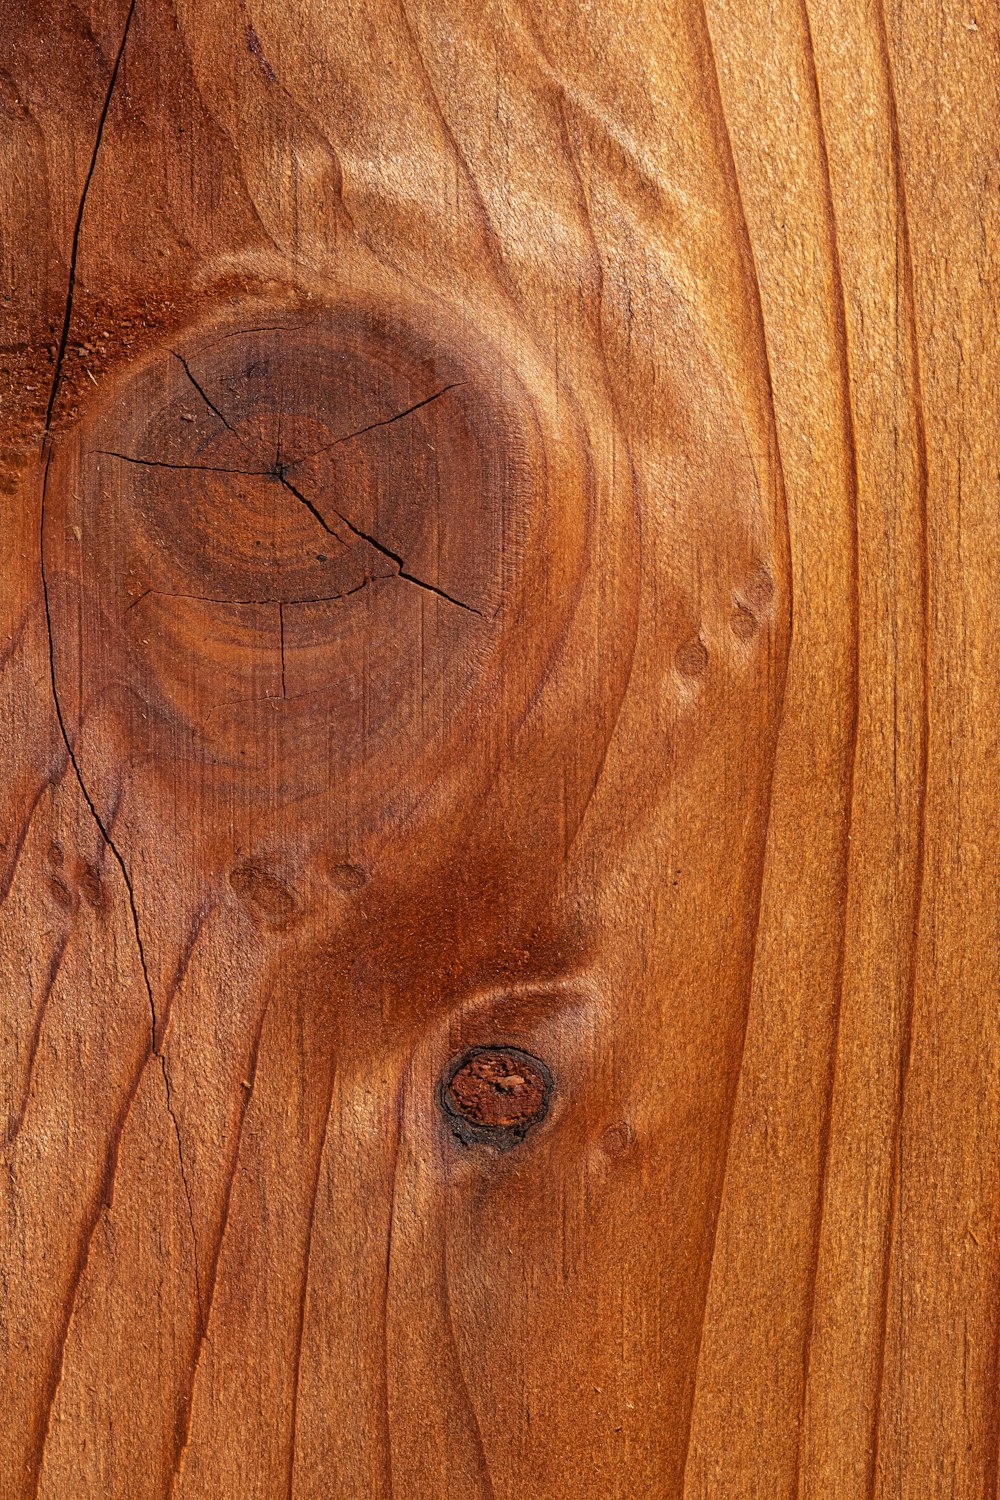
[439,1045,553,1150]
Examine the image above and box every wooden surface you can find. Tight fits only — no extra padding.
[0,1,995,1495]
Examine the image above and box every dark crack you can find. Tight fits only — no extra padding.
[43,0,137,436]
[284,382,465,467]
[98,450,265,476]
[37,0,204,1338]
[171,351,253,452]
[34,0,152,1051]
[39,451,159,1048]
[276,472,483,616]
[217,324,295,339]
[36,0,158,1056]
[275,470,340,539]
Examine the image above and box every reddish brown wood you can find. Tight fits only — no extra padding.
[1,1,996,1496]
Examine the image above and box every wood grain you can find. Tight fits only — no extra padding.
[0,1,994,1495]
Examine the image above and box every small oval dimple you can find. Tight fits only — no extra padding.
[730,603,758,640]
[600,1121,634,1160]
[47,875,75,911]
[440,1045,553,1150]
[77,859,104,909]
[229,862,298,926]
[675,637,709,677]
[742,565,775,611]
[325,861,368,892]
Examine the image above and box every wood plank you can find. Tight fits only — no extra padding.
[0,1,994,1495]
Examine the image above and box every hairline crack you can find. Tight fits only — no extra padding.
[37,0,201,1311]
[282,382,465,466]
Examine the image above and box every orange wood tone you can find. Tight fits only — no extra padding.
[0,1,994,1495]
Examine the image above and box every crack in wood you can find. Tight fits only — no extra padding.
[98,449,266,476]
[283,381,465,466]
[126,581,383,609]
[277,471,484,616]
[171,350,256,453]
[42,0,137,437]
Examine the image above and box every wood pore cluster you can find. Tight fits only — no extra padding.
[0,1,994,1496]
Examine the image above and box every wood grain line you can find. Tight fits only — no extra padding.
[26,902,212,1497]
[791,6,863,1489]
[545,77,644,859]
[395,0,514,301]
[41,452,159,1053]
[8,780,125,1145]
[679,2,793,1488]
[380,1072,408,1500]
[167,983,272,1495]
[438,1187,498,1500]
[865,5,931,1494]
[160,1052,205,1329]
[6,930,70,1145]
[0,772,60,908]
[0,601,35,680]
[286,1043,340,1500]
[513,11,644,860]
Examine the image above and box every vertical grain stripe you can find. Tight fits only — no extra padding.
[380,1074,408,1500]
[679,0,793,1491]
[286,1050,340,1500]
[0,772,59,908]
[791,4,863,1490]
[168,984,272,1494]
[395,0,515,302]
[27,903,211,1497]
[866,5,930,1494]
[7,932,70,1144]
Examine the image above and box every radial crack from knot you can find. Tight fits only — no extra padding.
[171,351,255,453]
[276,473,483,616]
[284,382,465,466]
[98,450,266,476]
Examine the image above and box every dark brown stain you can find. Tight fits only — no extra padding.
[244,21,277,84]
